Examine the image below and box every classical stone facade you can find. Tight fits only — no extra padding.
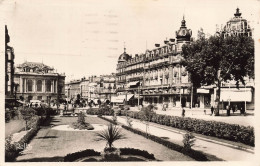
[116,17,194,108]
[14,62,66,103]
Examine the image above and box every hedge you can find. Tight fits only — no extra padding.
[86,107,114,116]
[120,148,155,160]
[120,110,254,146]
[64,149,101,162]
[5,116,44,162]
[64,148,155,162]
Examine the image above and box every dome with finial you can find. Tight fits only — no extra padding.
[220,8,252,37]
[118,47,130,63]
[176,16,192,42]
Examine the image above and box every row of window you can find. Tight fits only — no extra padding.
[26,80,52,92]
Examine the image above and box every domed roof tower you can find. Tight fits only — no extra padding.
[216,8,252,37]
[175,16,192,52]
[118,47,130,63]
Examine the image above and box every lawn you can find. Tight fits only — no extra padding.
[15,115,193,161]
[5,119,25,138]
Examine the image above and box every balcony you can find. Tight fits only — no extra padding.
[95,88,116,94]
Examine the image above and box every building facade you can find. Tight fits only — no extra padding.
[116,17,193,108]
[215,8,253,37]
[65,74,116,104]
[5,25,15,100]
[14,62,66,103]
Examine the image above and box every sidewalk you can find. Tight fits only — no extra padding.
[105,116,255,161]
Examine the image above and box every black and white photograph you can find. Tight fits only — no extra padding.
[1,0,259,164]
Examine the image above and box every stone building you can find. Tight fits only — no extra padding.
[5,25,16,101]
[65,74,116,104]
[116,17,193,108]
[14,62,66,103]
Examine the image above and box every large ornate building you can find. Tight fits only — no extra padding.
[14,62,66,103]
[116,17,194,108]
[115,8,254,110]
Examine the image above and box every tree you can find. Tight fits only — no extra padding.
[19,107,36,131]
[139,105,157,136]
[181,35,254,116]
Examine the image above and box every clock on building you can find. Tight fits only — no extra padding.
[182,29,186,36]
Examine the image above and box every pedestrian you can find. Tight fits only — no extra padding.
[204,110,206,115]
[211,106,214,116]
[240,105,244,115]
[182,108,185,117]
[227,105,230,116]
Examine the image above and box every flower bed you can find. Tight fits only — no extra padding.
[64,148,155,162]
[86,106,114,116]
[120,110,254,146]
[64,149,101,162]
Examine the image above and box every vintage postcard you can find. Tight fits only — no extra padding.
[1,0,259,165]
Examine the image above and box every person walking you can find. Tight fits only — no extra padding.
[211,106,214,116]
[182,107,185,117]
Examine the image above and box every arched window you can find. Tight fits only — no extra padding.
[37,80,42,92]
[27,80,33,92]
[46,80,52,92]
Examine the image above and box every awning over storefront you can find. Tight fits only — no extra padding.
[126,94,134,101]
[111,95,125,103]
[197,89,210,94]
[220,88,252,102]
[127,81,140,88]
[111,94,134,103]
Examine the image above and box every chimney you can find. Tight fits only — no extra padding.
[169,38,175,42]
[155,44,160,47]
[164,40,169,44]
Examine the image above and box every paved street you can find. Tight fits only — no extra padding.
[105,115,255,161]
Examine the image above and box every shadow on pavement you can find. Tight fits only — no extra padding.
[35,136,58,139]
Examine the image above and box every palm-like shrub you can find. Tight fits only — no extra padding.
[95,123,126,150]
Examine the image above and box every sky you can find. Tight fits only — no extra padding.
[1,0,259,82]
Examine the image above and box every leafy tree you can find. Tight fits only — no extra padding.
[181,35,254,115]
[19,107,36,131]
